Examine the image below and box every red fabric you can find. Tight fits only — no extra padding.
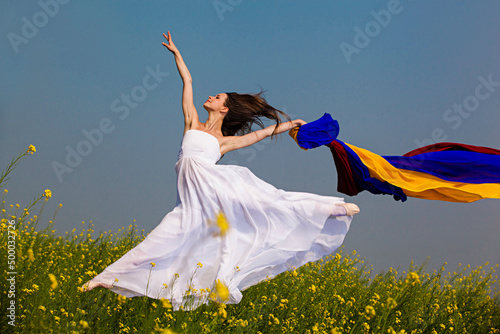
[403,142,500,157]
[328,140,362,196]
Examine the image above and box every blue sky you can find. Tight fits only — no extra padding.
[1,0,499,274]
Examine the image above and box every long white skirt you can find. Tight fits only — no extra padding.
[88,130,352,309]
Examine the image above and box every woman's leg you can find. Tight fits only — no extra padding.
[81,281,113,292]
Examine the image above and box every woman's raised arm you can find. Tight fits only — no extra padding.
[162,31,198,131]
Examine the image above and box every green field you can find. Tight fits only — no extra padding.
[1,147,499,334]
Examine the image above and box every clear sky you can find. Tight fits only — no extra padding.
[1,1,499,274]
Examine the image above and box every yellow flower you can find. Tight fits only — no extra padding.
[208,211,230,237]
[79,320,89,329]
[160,330,176,334]
[43,189,52,199]
[405,271,421,285]
[38,305,46,311]
[387,297,397,309]
[27,145,36,154]
[197,262,203,268]
[150,262,156,267]
[3,189,7,194]
[28,248,35,261]
[216,212,229,236]
[160,298,172,309]
[365,305,376,319]
[215,279,229,301]
[49,273,58,289]
[117,295,127,304]
[218,303,227,318]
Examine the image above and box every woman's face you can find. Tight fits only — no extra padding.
[203,93,228,113]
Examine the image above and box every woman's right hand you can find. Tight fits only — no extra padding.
[162,31,179,54]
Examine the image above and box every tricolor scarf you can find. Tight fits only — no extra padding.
[289,113,500,202]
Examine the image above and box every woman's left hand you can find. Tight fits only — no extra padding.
[293,119,307,127]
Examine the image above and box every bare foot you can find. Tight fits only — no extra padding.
[335,203,360,216]
[81,281,112,292]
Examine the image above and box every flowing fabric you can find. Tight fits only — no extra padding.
[88,129,352,309]
[289,113,500,202]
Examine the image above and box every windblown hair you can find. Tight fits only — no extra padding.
[221,91,291,137]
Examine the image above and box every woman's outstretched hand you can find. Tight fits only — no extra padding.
[162,31,179,54]
[293,119,307,127]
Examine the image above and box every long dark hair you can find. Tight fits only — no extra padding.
[221,91,291,137]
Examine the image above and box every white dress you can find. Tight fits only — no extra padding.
[89,129,352,309]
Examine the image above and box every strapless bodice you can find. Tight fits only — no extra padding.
[177,130,222,163]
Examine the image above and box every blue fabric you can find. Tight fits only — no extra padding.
[292,113,500,202]
[297,113,339,149]
[384,151,500,184]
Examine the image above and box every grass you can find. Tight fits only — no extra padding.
[1,146,499,334]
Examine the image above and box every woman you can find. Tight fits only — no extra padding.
[82,32,359,309]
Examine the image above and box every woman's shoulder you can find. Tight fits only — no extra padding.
[184,121,203,135]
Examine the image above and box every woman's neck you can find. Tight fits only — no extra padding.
[201,115,224,135]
